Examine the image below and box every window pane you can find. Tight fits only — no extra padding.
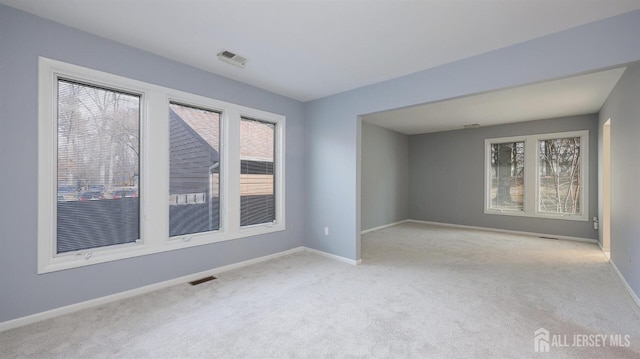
[489,141,524,211]
[169,103,221,236]
[538,137,581,215]
[240,118,275,226]
[57,80,140,253]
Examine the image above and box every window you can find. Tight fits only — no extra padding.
[488,141,524,212]
[169,103,221,237]
[39,57,285,273]
[538,137,582,215]
[485,131,588,221]
[240,118,276,226]
[56,80,141,253]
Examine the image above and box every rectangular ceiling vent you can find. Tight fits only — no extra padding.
[218,50,247,68]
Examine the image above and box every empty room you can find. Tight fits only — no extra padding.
[1,1,640,358]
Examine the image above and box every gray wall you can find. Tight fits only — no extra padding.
[408,115,599,239]
[598,63,640,300]
[0,5,305,323]
[361,122,409,231]
[4,3,640,325]
[304,9,640,261]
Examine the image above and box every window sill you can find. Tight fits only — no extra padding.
[484,209,588,222]
[39,223,286,274]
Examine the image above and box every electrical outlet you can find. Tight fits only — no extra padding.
[324,227,329,236]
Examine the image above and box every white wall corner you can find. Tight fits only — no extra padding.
[360,219,410,235]
[304,247,361,265]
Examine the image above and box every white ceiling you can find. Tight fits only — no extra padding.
[2,0,640,102]
[363,67,627,135]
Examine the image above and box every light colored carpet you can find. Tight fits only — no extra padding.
[2,222,639,358]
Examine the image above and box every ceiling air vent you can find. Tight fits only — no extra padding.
[217,50,247,68]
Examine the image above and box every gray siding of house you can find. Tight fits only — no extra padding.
[169,109,220,236]
[169,109,219,195]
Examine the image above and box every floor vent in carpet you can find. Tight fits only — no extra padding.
[189,276,217,286]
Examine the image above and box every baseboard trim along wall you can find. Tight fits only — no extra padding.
[361,218,597,244]
[406,219,598,244]
[608,258,640,310]
[1,245,360,333]
[360,220,410,235]
[304,247,362,265]
[0,222,609,332]
[365,219,639,310]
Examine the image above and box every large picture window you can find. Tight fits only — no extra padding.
[484,131,588,221]
[38,57,285,273]
[56,80,141,253]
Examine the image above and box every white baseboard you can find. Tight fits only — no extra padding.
[360,220,409,235]
[406,219,598,244]
[597,241,611,260]
[0,246,305,333]
[0,221,615,333]
[211,247,305,274]
[304,247,362,265]
[608,258,640,309]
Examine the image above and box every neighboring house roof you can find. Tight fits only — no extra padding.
[170,108,219,162]
[170,104,274,162]
[170,105,220,156]
[240,118,274,162]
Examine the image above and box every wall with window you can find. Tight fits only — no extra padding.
[598,63,640,302]
[3,4,640,326]
[408,115,598,239]
[361,122,409,231]
[0,5,305,323]
[305,10,640,262]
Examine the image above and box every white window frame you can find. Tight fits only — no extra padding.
[484,130,588,221]
[38,57,285,274]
